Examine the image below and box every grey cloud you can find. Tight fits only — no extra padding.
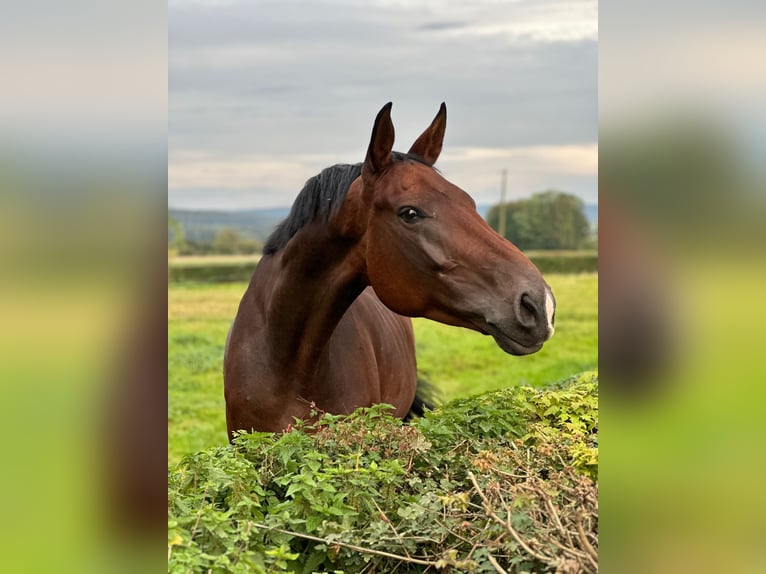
[417,21,470,31]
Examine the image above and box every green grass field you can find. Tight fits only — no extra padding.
[168,273,597,465]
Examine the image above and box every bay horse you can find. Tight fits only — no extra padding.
[224,103,555,438]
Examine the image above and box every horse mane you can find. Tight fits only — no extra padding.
[263,151,428,255]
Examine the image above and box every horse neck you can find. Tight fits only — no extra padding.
[260,223,368,379]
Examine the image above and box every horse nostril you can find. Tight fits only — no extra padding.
[521,293,537,315]
[518,292,539,327]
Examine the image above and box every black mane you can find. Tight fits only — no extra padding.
[263,152,428,255]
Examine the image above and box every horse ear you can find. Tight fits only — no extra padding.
[408,102,446,165]
[363,102,395,179]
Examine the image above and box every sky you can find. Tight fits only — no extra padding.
[169,0,597,210]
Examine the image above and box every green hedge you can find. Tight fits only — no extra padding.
[525,251,598,274]
[168,372,598,573]
[169,262,257,283]
[168,251,597,283]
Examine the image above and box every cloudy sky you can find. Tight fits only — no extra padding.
[169,0,597,210]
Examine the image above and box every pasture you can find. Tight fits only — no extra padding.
[168,272,597,465]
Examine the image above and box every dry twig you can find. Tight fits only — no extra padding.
[467,471,556,566]
[575,512,599,568]
[251,522,439,567]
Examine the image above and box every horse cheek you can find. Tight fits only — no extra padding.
[367,246,423,316]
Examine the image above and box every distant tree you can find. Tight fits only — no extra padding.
[212,227,242,254]
[168,216,187,252]
[212,227,262,255]
[487,190,590,250]
[234,237,262,254]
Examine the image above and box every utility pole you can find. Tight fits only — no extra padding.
[498,169,508,239]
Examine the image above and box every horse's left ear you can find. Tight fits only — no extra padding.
[363,102,395,180]
[408,102,447,166]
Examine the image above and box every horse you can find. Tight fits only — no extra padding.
[223,102,555,439]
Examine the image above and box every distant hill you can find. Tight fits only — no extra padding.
[170,202,597,243]
[169,207,289,244]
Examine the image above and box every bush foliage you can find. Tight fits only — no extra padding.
[168,372,598,573]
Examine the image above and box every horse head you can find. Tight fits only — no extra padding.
[360,102,555,355]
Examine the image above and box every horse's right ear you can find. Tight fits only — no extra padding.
[408,102,446,166]
[363,102,395,181]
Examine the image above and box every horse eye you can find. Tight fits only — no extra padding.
[398,207,422,224]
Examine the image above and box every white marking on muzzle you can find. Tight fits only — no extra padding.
[544,288,555,339]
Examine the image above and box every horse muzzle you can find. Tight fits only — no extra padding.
[485,323,545,355]
[480,285,556,356]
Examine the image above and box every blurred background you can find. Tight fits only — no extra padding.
[600,1,766,572]
[0,1,167,571]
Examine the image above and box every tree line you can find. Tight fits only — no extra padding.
[169,189,594,255]
[168,218,262,255]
